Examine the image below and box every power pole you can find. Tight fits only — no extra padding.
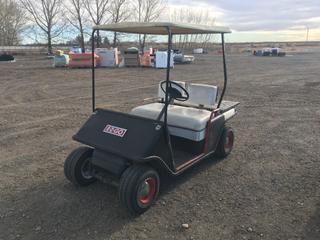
[306,26,309,42]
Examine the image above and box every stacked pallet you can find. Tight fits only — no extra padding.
[155,51,174,69]
[54,50,69,67]
[140,49,153,67]
[124,47,139,67]
[95,48,119,67]
[69,52,99,68]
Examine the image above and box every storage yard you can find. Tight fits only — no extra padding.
[0,51,319,239]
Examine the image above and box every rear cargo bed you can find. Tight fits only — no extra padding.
[219,100,240,113]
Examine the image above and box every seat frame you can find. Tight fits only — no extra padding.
[131,81,220,142]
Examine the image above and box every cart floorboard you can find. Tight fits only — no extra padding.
[173,149,198,167]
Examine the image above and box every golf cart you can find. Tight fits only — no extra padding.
[64,22,239,214]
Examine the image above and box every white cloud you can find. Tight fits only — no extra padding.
[168,0,320,41]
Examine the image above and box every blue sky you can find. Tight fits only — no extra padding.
[168,0,320,42]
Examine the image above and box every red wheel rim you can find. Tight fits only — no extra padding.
[224,131,234,152]
[138,177,156,205]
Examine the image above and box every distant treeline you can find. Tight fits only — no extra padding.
[1,0,222,54]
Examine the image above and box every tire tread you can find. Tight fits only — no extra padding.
[64,146,95,186]
[119,165,159,215]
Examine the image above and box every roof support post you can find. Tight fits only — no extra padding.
[164,27,172,128]
[218,33,228,108]
[164,27,174,165]
[91,29,96,112]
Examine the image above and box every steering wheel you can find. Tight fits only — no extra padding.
[160,81,189,102]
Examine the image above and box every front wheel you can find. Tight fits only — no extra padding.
[119,165,160,215]
[64,147,96,186]
[214,126,234,158]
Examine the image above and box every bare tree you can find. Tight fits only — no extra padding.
[65,0,87,52]
[20,0,65,54]
[83,0,110,47]
[0,0,25,46]
[133,0,165,23]
[132,0,166,49]
[170,7,215,50]
[109,0,129,46]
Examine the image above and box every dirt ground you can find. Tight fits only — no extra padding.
[0,52,319,240]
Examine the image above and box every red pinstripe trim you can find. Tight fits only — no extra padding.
[175,153,206,171]
[203,109,219,152]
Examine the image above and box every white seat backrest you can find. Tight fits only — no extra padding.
[158,81,186,99]
[185,83,218,107]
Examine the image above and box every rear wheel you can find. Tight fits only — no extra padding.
[64,147,96,186]
[119,165,160,215]
[215,126,234,158]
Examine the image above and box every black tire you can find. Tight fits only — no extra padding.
[215,126,234,158]
[64,146,96,186]
[119,165,160,215]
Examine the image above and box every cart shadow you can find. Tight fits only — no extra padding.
[2,179,133,240]
[2,156,224,240]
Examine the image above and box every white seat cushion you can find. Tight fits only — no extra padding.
[131,103,211,141]
[157,81,218,108]
[185,83,218,107]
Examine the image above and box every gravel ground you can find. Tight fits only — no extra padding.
[0,52,319,240]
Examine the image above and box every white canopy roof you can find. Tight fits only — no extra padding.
[93,22,231,35]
